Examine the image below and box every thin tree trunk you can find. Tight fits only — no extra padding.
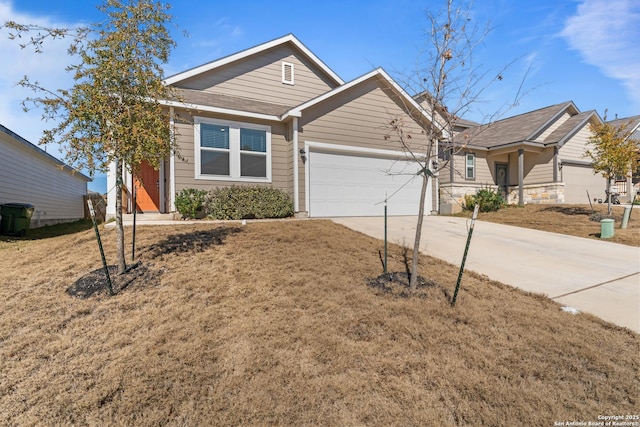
[606,177,612,216]
[409,172,429,291]
[115,157,127,274]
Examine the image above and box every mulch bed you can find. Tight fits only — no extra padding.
[367,271,444,299]
[67,262,163,298]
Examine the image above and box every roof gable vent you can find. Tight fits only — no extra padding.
[282,61,294,85]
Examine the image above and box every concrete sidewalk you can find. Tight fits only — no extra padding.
[332,216,640,333]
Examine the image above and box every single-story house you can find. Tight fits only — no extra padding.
[438,101,608,213]
[107,34,440,218]
[0,124,91,227]
[606,115,640,202]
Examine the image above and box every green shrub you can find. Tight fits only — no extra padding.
[175,188,208,219]
[205,186,294,220]
[464,187,506,212]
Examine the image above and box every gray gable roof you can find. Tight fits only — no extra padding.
[173,88,292,117]
[544,111,598,145]
[456,102,579,149]
[607,115,640,136]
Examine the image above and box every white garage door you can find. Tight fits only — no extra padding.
[308,150,430,217]
[562,164,607,204]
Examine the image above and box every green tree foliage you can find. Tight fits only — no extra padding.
[4,0,178,274]
[586,114,640,214]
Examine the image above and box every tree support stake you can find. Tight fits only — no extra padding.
[87,199,114,296]
[451,204,479,306]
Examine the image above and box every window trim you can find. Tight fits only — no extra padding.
[465,152,476,180]
[194,117,272,182]
[282,61,295,85]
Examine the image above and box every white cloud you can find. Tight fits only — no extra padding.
[561,0,640,110]
[0,1,79,151]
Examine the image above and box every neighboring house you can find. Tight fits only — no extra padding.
[606,115,640,202]
[439,101,607,213]
[0,124,91,227]
[107,34,439,218]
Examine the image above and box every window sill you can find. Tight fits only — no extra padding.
[196,174,272,183]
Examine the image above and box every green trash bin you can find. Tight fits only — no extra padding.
[0,203,35,237]
[600,218,614,239]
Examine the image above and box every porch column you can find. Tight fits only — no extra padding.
[518,148,524,205]
[553,146,559,182]
[449,150,455,182]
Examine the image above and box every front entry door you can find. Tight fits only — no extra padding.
[496,163,508,200]
[134,161,160,212]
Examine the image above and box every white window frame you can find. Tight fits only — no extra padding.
[194,116,272,182]
[465,153,476,180]
[282,61,295,85]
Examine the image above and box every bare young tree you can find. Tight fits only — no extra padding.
[389,0,524,291]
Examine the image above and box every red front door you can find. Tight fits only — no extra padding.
[134,161,160,212]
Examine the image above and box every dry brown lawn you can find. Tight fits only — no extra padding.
[0,219,638,426]
[456,203,640,247]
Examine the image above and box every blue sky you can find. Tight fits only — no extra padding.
[1,0,639,193]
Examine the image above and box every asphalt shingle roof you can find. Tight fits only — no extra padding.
[544,111,595,144]
[455,102,574,148]
[172,88,293,117]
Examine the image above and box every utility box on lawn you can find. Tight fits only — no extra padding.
[0,203,35,237]
[600,218,614,239]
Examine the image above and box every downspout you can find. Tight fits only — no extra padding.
[518,148,524,205]
[169,107,176,212]
[292,117,299,213]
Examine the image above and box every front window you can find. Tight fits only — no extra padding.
[465,153,475,180]
[200,124,230,176]
[195,118,271,182]
[240,128,267,177]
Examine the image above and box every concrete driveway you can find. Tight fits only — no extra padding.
[332,215,640,333]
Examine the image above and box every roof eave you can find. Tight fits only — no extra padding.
[160,99,282,122]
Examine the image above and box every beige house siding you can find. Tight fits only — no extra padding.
[297,80,428,211]
[536,111,570,141]
[176,45,337,108]
[172,114,292,196]
[473,151,493,183]
[523,148,555,184]
[442,150,493,185]
[300,82,426,150]
[0,128,88,227]
[559,126,592,162]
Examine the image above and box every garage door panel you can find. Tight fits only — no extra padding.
[309,150,430,217]
[563,165,607,204]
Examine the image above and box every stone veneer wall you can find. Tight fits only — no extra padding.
[439,182,565,214]
[505,183,565,205]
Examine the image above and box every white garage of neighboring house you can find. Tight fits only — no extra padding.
[0,124,91,228]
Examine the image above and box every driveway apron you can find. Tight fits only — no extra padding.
[332,215,640,333]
